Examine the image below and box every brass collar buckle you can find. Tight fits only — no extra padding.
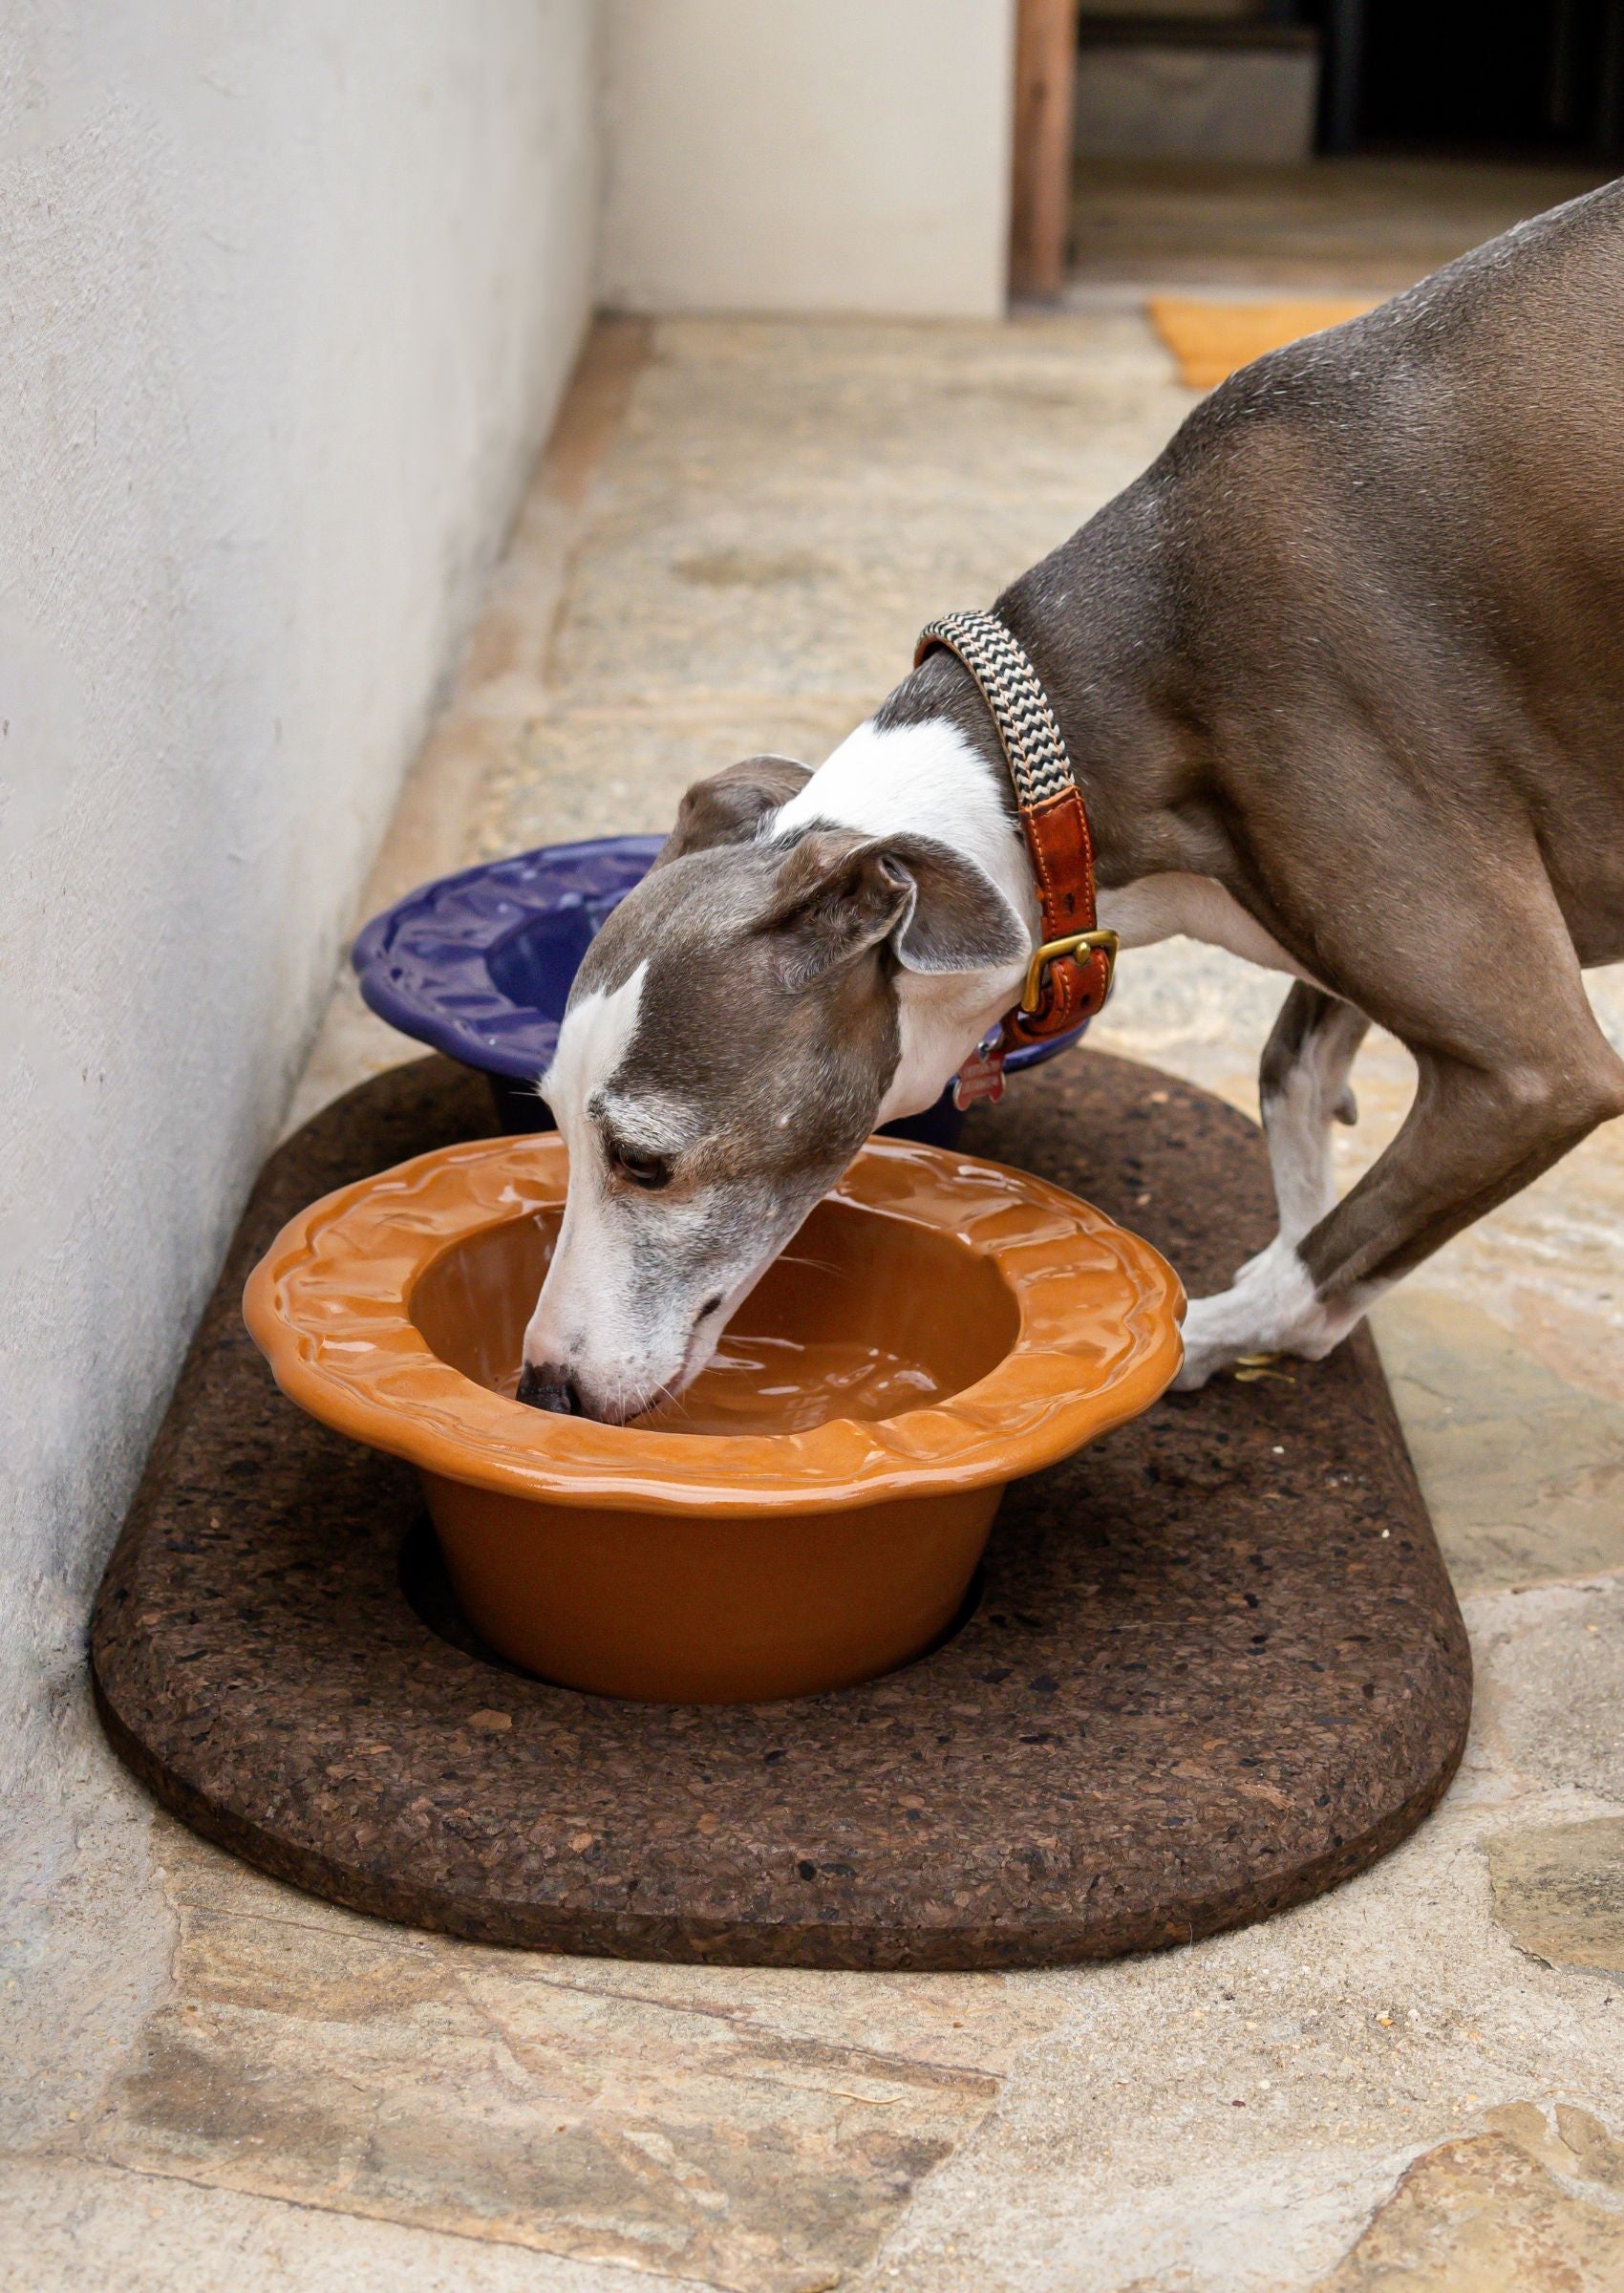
[1019,927,1120,1020]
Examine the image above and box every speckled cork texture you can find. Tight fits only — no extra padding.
[92,1052,1470,1970]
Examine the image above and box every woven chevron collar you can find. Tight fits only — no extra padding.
[915,610,1118,1058]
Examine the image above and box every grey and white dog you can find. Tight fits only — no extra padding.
[520,182,1624,1425]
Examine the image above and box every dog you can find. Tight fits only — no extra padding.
[519,180,1624,1425]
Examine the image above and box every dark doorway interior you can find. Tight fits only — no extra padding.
[1313,0,1624,160]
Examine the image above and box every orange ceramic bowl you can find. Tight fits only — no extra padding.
[244,1134,1184,1703]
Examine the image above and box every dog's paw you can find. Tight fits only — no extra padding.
[1174,1239,1324,1389]
[1176,1242,1375,1393]
[1171,1307,1246,1389]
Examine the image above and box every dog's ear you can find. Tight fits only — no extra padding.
[886,835,1029,975]
[760,831,1026,986]
[653,755,813,867]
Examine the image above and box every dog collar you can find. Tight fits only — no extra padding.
[914,611,1118,1063]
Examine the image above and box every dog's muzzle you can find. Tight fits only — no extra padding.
[516,1362,582,1414]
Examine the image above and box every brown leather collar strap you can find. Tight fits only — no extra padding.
[915,610,1117,1047]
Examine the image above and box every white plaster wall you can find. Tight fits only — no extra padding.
[598,0,1015,318]
[0,1,598,1796]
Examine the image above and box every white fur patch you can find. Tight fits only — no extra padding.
[540,961,648,1130]
[1175,1236,1379,1390]
[1257,1009,1364,1248]
[775,718,1038,936]
[527,964,650,1404]
[1262,1060,1340,1245]
[1099,872,1315,978]
[776,718,1036,1122]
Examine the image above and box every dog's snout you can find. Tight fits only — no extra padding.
[516,1361,582,1415]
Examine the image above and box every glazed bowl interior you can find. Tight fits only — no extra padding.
[482,894,628,1018]
[409,1197,1021,1437]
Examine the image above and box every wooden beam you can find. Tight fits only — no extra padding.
[1010,0,1079,301]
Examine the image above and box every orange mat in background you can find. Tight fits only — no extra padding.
[1149,296,1377,391]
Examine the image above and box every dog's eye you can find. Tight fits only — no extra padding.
[607,1137,673,1190]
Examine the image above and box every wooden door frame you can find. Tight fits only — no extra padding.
[1010,0,1079,300]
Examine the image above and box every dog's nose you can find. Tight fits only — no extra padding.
[515,1361,582,1414]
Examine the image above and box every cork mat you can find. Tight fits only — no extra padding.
[1149,296,1377,390]
[92,1052,1470,1971]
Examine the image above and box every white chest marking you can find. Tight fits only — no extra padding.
[1099,873,1316,980]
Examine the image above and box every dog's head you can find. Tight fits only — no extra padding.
[519,756,1028,1423]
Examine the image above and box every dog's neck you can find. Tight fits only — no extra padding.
[772,709,1039,1123]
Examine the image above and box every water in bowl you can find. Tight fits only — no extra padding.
[494,1331,945,1436]
[417,1195,1019,1442]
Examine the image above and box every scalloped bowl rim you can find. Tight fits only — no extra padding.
[243,1134,1186,1519]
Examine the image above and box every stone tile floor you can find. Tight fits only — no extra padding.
[6,307,1622,2292]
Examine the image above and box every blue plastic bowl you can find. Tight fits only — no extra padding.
[353,833,1088,1149]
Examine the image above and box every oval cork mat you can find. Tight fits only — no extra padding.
[92,1052,1470,1970]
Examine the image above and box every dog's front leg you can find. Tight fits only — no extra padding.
[1178,983,1369,1387]
[1250,982,1369,1251]
[1177,1016,1624,1390]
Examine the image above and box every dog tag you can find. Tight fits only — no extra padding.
[952,1037,1007,1111]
